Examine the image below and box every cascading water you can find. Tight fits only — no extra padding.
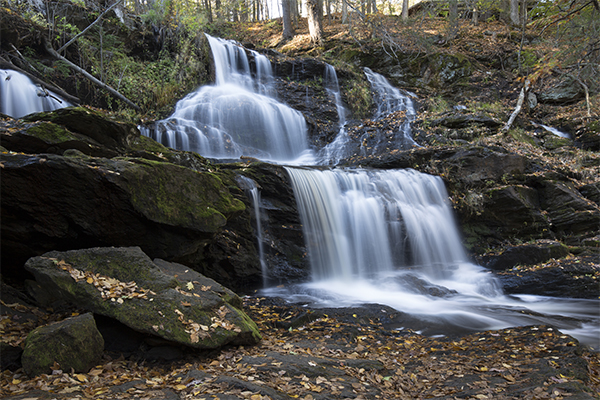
[363,67,418,149]
[138,35,598,348]
[143,35,312,163]
[318,64,352,165]
[273,166,599,348]
[236,176,269,287]
[0,69,71,118]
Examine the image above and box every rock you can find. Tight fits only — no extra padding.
[431,113,501,129]
[0,150,251,284]
[21,313,103,377]
[479,240,570,271]
[537,76,584,104]
[496,255,599,299]
[481,185,550,237]
[0,118,119,157]
[22,106,139,151]
[538,180,600,235]
[577,120,600,151]
[578,181,600,205]
[24,247,261,349]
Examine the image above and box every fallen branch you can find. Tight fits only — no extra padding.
[0,56,80,105]
[57,0,123,54]
[43,37,141,111]
[502,79,530,134]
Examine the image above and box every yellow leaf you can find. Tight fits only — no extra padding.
[174,384,187,391]
[89,368,103,376]
[186,282,194,290]
[86,277,94,284]
[479,366,488,372]
[75,374,87,382]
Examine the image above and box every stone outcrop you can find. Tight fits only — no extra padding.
[21,313,104,377]
[24,247,261,349]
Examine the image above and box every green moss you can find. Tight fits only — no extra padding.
[508,128,536,146]
[26,122,78,143]
[543,135,571,150]
[122,160,245,232]
[127,134,171,154]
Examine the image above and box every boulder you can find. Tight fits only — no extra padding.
[537,77,584,104]
[578,181,600,205]
[24,247,261,349]
[0,342,23,371]
[0,150,249,280]
[21,313,103,377]
[431,113,501,129]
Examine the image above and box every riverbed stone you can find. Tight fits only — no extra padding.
[23,247,261,349]
[479,240,570,271]
[21,313,103,377]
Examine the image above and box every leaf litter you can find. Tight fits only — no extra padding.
[1,296,599,399]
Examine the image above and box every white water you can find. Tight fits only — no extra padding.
[363,67,418,149]
[236,176,268,286]
[272,166,600,349]
[0,69,71,118]
[144,35,312,163]
[532,121,571,139]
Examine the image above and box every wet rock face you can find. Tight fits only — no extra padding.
[24,247,261,349]
[478,241,570,271]
[21,313,104,377]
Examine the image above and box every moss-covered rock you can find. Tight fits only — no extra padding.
[21,313,103,377]
[24,247,261,349]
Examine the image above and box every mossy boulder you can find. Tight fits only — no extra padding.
[22,106,139,151]
[21,313,103,377]
[0,150,247,278]
[24,247,261,349]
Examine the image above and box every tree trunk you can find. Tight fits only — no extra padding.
[447,0,458,40]
[510,0,519,25]
[342,0,348,23]
[402,0,408,20]
[282,0,295,39]
[307,0,323,45]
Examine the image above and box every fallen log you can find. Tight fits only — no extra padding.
[43,37,141,112]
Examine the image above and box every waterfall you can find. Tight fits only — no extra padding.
[143,35,311,163]
[285,167,499,294]
[363,67,418,148]
[236,176,268,286]
[319,64,352,165]
[0,69,71,118]
[276,166,599,347]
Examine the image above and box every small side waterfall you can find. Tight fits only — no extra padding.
[363,67,418,148]
[143,35,311,163]
[0,69,71,118]
[236,176,268,286]
[319,64,352,165]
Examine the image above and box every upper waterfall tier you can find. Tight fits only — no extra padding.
[0,69,71,119]
[144,35,311,163]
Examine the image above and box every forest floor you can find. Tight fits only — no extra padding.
[2,295,600,399]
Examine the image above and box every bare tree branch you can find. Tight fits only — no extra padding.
[44,37,140,111]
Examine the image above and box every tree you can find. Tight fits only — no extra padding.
[306,0,323,45]
[282,0,295,39]
[401,0,409,21]
[510,0,520,25]
[447,0,459,40]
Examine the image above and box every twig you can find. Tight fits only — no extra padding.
[502,79,531,133]
[57,0,123,54]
